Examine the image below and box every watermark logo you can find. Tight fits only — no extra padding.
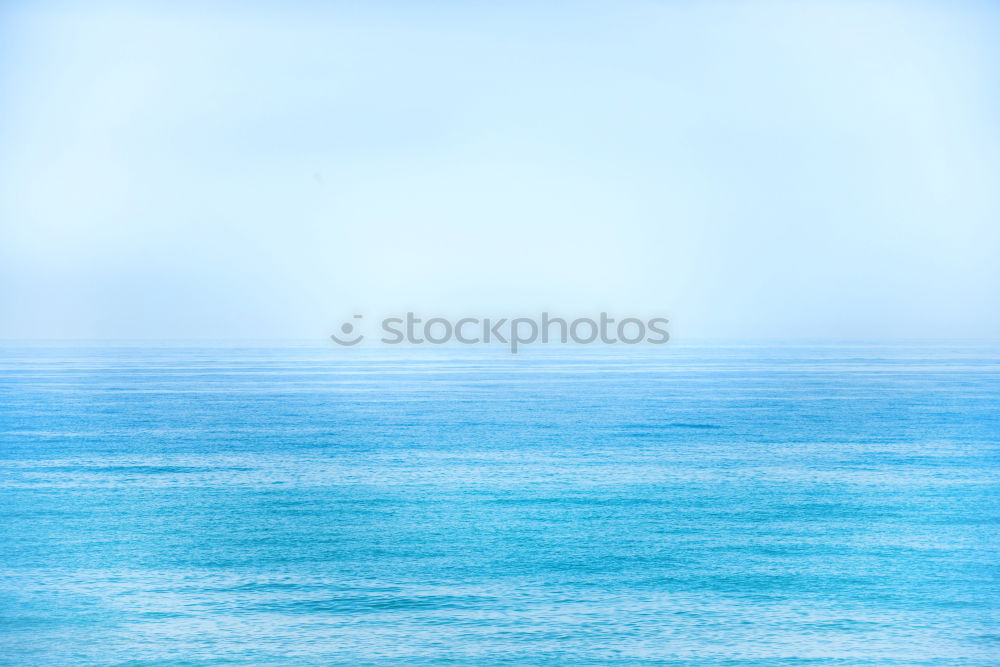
[329,314,364,346]
[331,313,669,353]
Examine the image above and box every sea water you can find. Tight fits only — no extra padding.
[0,343,998,665]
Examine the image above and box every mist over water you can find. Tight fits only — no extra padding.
[1,343,998,664]
[3,1,999,341]
[2,1,999,663]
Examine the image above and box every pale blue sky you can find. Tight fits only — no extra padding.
[2,1,998,340]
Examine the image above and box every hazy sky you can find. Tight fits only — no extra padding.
[2,1,998,340]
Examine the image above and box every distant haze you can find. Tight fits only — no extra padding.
[1,1,998,340]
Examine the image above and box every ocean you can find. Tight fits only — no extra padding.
[0,343,998,665]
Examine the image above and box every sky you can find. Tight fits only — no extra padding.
[1,0,998,341]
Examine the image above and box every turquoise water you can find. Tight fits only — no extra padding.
[1,343,998,665]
